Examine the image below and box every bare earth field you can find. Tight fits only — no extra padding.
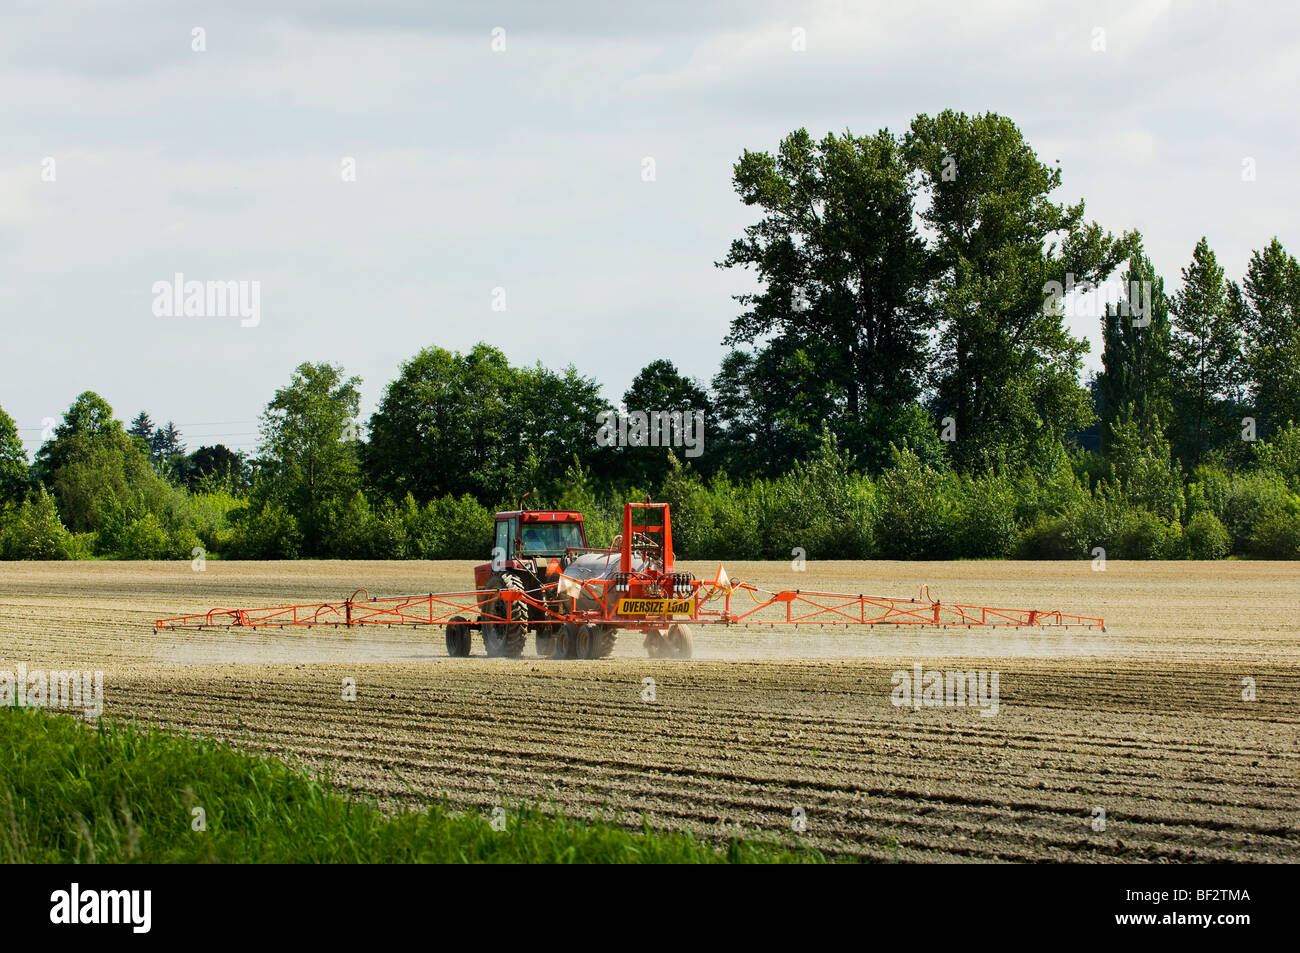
[2,559,1297,862]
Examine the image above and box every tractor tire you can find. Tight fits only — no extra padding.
[555,623,578,660]
[587,625,617,659]
[643,629,666,658]
[666,624,693,659]
[446,615,472,657]
[573,622,592,659]
[482,574,527,659]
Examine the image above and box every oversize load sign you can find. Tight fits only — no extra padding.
[616,598,695,616]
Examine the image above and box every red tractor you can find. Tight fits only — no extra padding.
[446,500,696,660]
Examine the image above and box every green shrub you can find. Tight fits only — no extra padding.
[1111,509,1180,559]
[117,513,171,559]
[952,474,1018,558]
[1244,506,1300,558]
[763,434,873,559]
[1183,510,1231,560]
[403,494,493,559]
[874,448,953,559]
[1184,464,1231,520]
[1221,472,1294,553]
[1059,487,1129,558]
[1251,421,1300,490]
[0,490,76,559]
[228,499,303,558]
[324,491,407,558]
[1015,514,1076,558]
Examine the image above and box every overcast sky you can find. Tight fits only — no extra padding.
[3,0,1296,457]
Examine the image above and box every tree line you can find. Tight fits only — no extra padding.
[2,110,1298,561]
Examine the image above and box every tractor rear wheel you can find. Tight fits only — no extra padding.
[446,615,472,657]
[573,623,592,659]
[666,624,693,659]
[555,622,579,660]
[482,574,527,658]
[587,625,617,659]
[643,629,666,658]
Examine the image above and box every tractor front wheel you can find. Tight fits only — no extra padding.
[482,574,527,658]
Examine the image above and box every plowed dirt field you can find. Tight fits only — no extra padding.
[2,560,1296,861]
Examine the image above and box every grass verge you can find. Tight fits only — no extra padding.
[0,707,823,863]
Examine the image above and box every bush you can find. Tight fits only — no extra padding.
[1014,514,1075,558]
[0,490,76,560]
[325,491,407,558]
[1251,421,1300,490]
[1111,509,1180,559]
[1244,507,1300,558]
[874,447,953,559]
[182,491,242,554]
[117,513,171,559]
[227,500,303,558]
[403,494,493,559]
[1221,472,1294,553]
[1106,417,1184,520]
[952,474,1018,558]
[1183,511,1231,560]
[1184,464,1231,521]
[763,433,873,559]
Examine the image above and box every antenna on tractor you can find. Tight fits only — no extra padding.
[519,492,530,512]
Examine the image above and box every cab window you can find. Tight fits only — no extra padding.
[494,518,516,559]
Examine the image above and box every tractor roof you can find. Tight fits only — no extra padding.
[494,510,584,522]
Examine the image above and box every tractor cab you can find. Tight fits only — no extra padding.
[473,510,587,590]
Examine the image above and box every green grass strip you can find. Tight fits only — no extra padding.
[0,708,823,864]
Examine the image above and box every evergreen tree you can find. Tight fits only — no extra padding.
[1096,242,1172,452]
[127,411,155,448]
[1169,238,1244,466]
[1242,238,1300,438]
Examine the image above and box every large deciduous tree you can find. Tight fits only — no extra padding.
[0,405,30,504]
[717,127,933,462]
[256,362,362,552]
[32,391,167,534]
[905,110,1128,468]
[616,359,712,486]
[365,343,605,504]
